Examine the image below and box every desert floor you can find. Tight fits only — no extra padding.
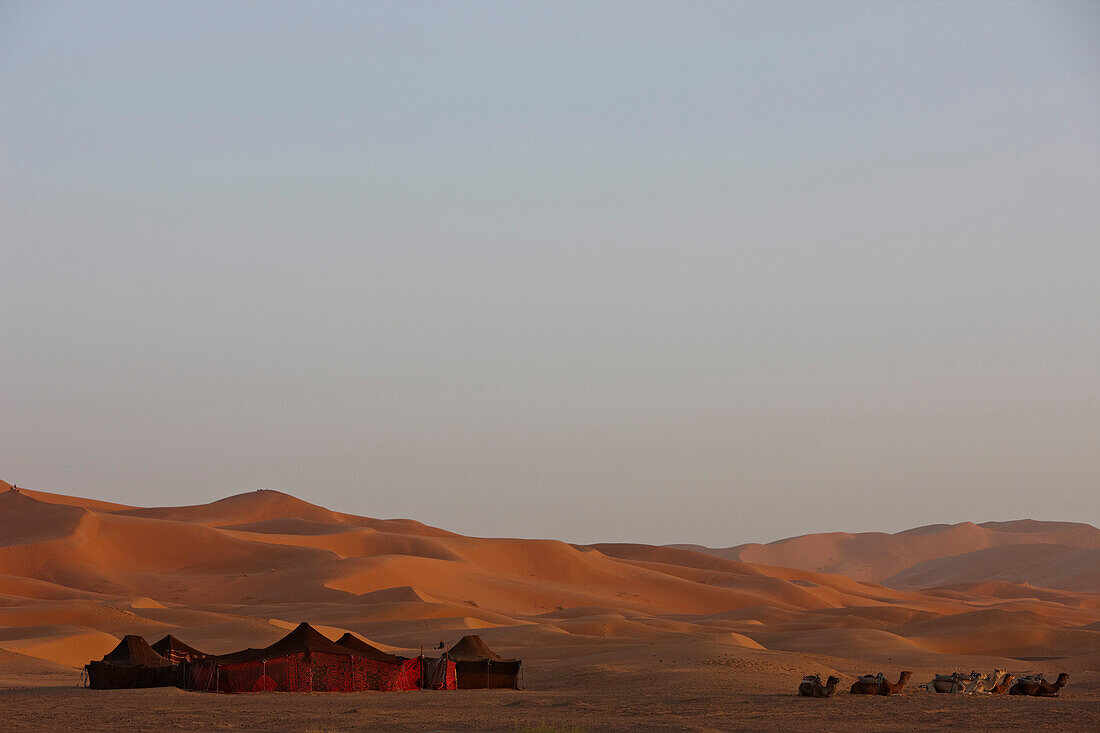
[3,639,1098,732]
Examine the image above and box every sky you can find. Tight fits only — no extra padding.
[1,1,1098,547]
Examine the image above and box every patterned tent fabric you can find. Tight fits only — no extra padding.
[188,622,426,693]
[193,651,420,691]
[86,624,472,693]
[203,652,423,693]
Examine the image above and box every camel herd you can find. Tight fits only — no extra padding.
[797,670,1069,698]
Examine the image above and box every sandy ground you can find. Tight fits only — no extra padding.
[2,645,1098,732]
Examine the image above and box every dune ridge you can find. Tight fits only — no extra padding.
[0,480,1097,686]
[673,520,1100,587]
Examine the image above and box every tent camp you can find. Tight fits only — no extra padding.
[447,635,521,689]
[191,622,422,693]
[85,635,182,689]
[151,635,209,664]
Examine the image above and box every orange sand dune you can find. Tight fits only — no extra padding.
[0,479,133,512]
[675,519,1100,586]
[0,625,120,668]
[891,608,1100,658]
[887,543,1100,592]
[0,480,1097,691]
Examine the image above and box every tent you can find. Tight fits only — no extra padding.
[85,635,182,689]
[335,632,457,690]
[447,635,521,689]
[421,654,458,690]
[151,635,209,663]
[191,622,422,693]
[335,633,405,662]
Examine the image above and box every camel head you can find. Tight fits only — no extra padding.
[1053,673,1069,688]
[899,670,913,683]
[992,668,1006,680]
[825,676,840,687]
[1001,674,1014,686]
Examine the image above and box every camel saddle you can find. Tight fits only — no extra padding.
[932,672,973,682]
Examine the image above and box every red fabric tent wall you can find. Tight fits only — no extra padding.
[185,623,454,693]
[194,652,423,693]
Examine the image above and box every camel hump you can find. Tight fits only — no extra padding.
[802,674,821,683]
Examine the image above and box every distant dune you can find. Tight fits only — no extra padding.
[0,477,1098,697]
[887,544,1100,592]
[673,519,1100,587]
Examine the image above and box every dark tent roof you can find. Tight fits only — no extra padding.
[101,635,172,668]
[214,647,265,664]
[264,622,352,658]
[217,623,353,664]
[151,635,207,658]
[335,633,405,663]
[447,635,515,663]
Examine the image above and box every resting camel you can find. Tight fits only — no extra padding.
[921,671,977,693]
[798,674,840,697]
[968,669,1008,694]
[920,668,1005,694]
[1009,673,1069,697]
[985,673,1015,695]
[849,671,912,695]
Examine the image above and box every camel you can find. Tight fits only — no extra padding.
[798,674,840,697]
[920,668,1006,694]
[1009,673,1069,697]
[849,671,912,695]
[986,673,1015,695]
[921,671,977,693]
[969,669,1008,694]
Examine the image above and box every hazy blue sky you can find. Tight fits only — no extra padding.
[2,1,1098,546]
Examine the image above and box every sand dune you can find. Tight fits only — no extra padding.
[676,520,1100,585]
[0,625,120,668]
[887,543,1100,592]
[0,477,1096,719]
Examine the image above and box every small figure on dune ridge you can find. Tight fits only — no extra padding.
[798,674,840,697]
[849,671,912,695]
